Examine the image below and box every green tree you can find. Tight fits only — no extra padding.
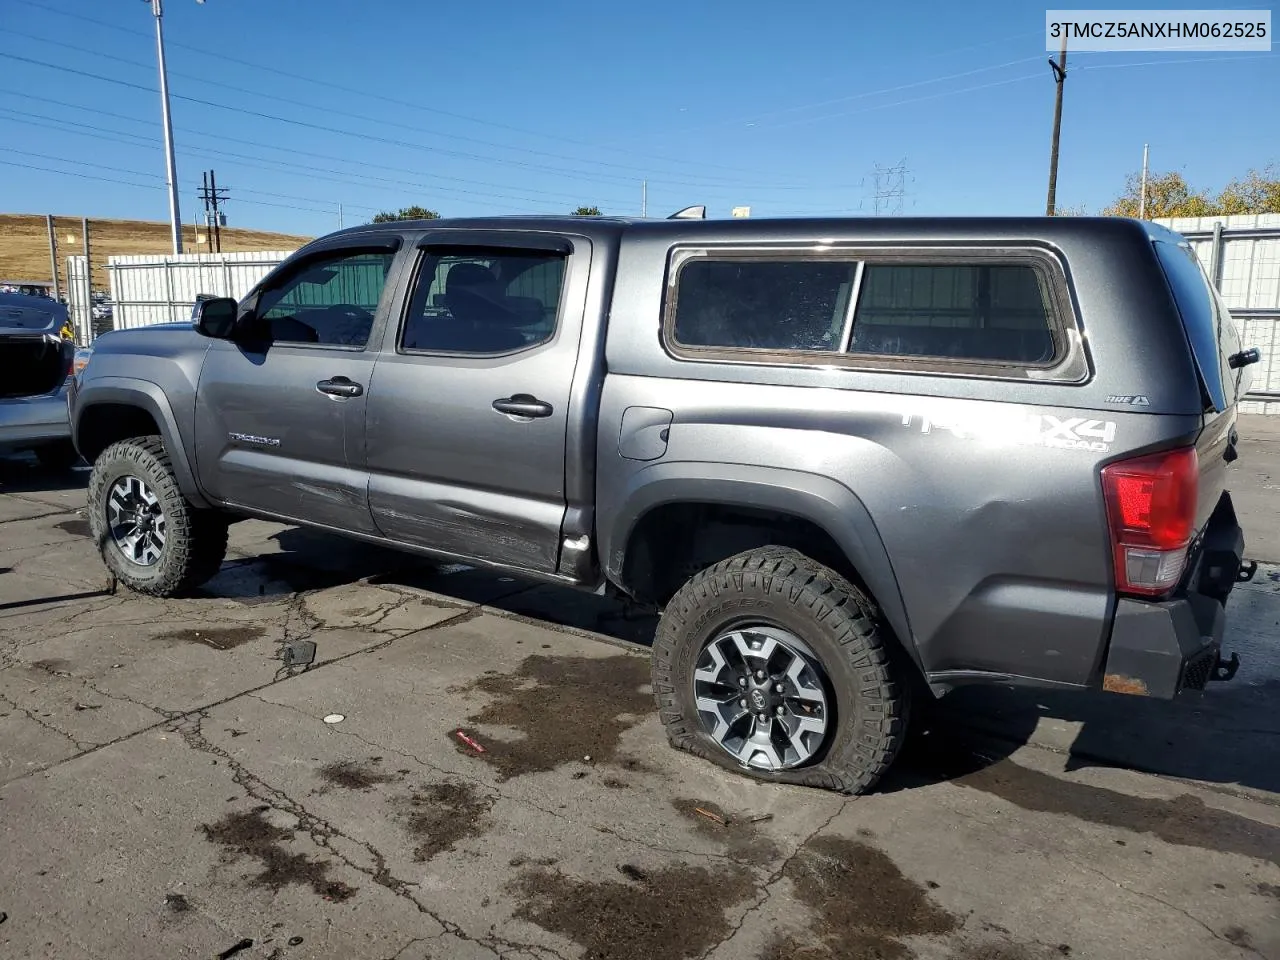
[1100,165,1280,219]
[1101,171,1217,218]
[572,206,602,216]
[1217,165,1280,215]
[371,206,441,222]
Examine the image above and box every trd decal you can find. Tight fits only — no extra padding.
[228,432,281,447]
[899,411,1117,453]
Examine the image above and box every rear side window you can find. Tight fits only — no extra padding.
[672,259,856,351]
[1153,240,1243,410]
[401,248,565,354]
[667,253,1062,368]
[851,264,1055,364]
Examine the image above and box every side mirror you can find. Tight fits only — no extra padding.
[192,296,240,339]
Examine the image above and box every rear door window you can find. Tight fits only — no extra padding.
[1153,239,1246,410]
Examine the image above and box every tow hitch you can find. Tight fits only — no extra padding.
[1211,651,1241,682]
[1237,559,1258,582]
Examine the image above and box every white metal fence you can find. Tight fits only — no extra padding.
[105,250,297,331]
[1154,214,1280,414]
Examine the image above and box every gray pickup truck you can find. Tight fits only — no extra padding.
[68,215,1259,794]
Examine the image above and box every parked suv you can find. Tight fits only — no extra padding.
[68,215,1258,794]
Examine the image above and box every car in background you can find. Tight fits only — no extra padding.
[0,292,82,470]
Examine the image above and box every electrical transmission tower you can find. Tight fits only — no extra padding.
[198,170,230,252]
[871,159,908,216]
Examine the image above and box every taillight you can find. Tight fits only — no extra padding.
[1101,446,1198,597]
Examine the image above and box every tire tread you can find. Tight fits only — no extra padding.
[652,546,906,795]
[87,435,227,598]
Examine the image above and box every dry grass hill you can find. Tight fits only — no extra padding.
[0,214,311,292]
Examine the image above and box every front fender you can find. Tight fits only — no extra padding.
[604,460,917,667]
[72,376,210,509]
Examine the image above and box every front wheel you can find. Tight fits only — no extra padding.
[652,547,908,795]
[87,436,228,597]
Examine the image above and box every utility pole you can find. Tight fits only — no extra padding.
[148,0,184,254]
[1139,143,1150,219]
[198,169,229,252]
[338,203,344,229]
[641,180,647,218]
[46,215,59,302]
[210,169,223,252]
[80,217,91,344]
[1045,32,1068,216]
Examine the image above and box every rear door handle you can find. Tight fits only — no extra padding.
[492,394,553,418]
[316,376,363,398]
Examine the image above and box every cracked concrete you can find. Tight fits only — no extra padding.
[2,427,1280,960]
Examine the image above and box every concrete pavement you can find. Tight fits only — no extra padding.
[0,424,1278,960]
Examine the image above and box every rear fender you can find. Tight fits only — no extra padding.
[606,461,918,668]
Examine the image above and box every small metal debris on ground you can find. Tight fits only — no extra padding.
[73,703,100,711]
[455,729,486,753]
[322,714,345,725]
[282,640,317,668]
[215,939,254,960]
[694,807,727,826]
[749,813,774,823]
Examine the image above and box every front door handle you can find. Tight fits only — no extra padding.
[492,394,553,418]
[316,376,363,398]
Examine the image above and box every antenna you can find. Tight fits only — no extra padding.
[668,205,706,220]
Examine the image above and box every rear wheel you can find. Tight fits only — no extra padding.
[652,547,908,795]
[87,436,228,597]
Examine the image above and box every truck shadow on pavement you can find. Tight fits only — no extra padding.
[199,525,1280,798]
[0,455,89,494]
[890,679,1280,798]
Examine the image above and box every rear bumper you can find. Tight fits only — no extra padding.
[0,382,72,451]
[1101,492,1248,699]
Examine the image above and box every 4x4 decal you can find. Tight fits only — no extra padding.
[900,411,1117,453]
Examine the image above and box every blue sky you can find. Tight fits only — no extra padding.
[0,0,1276,235]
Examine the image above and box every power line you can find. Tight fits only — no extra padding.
[0,106,619,212]
[0,95,634,208]
[2,20,838,191]
[0,50,843,197]
[10,0,812,180]
[3,27,801,189]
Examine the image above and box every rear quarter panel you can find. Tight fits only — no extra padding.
[598,218,1208,688]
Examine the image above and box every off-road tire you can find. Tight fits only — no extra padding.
[652,546,908,795]
[87,436,228,597]
[34,440,82,471]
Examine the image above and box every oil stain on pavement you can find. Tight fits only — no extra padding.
[201,807,356,901]
[763,834,959,960]
[956,759,1280,866]
[671,799,780,866]
[511,860,756,960]
[316,758,399,791]
[157,626,264,651]
[402,780,495,862]
[454,654,653,779]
